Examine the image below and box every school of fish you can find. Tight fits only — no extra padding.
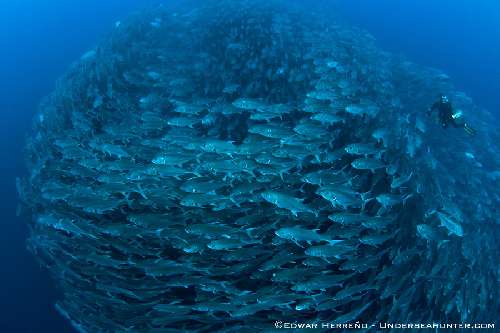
[17,1,499,332]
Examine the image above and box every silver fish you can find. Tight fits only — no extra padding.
[275,226,341,246]
[261,191,315,216]
[232,98,267,110]
[345,143,382,156]
[351,158,386,171]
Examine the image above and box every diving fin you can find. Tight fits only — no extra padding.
[464,123,476,136]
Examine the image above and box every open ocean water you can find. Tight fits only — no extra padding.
[1,1,498,332]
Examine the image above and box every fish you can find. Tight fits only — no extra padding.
[152,153,194,166]
[200,139,238,156]
[207,238,249,251]
[361,215,395,230]
[248,124,295,140]
[416,224,446,243]
[36,215,97,239]
[229,302,273,318]
[259,250,303,271]
[339,254,381,273]
[391,172,413,189]
[174,103,206,115]
[95,143,130,159]
[328,212,368,225]
[293,121,329,138]
[304,242,357,259]
[167,116,200,128]
[311,112,344,125]
[271,268,314,283]
[180,177,228,194]
[185,222,236,239]
[376,193,408,208]
[332,283,377,301]
[275,226,342,246]
[345,143,382,156]
[345,104,379,117]
[262,103,294,115]
[292,274,354,292]
[359,232,394,247]
[180,193,231,209]
[250,111,281,122]
[317,185,362,209]
[261,191,315,216]
[436,212,464,237]
[232,98,267,110]
[301,170,349,186]
[351,158,386,171]
[306,90,338,101]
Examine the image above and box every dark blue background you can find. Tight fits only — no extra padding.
[337,0,500,112]
[0,1,498,332]
[0,2,156,332]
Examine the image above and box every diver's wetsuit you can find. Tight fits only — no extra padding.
[428,98,476,135]
[430,100,457,128]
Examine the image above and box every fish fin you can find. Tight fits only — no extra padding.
[245,228,258,238]
[337,164,350,174]
[375,150,385,160]
[135,184,148,199]
[438,239,450,249]
[376,207,387,216]
[402,193,414,205]
[360,190,374,201]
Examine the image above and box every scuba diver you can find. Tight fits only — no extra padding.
[427,94,476,135]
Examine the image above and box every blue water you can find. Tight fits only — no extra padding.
[0,1,498,332]
[338,0,500,112]
[0,2,155,331]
